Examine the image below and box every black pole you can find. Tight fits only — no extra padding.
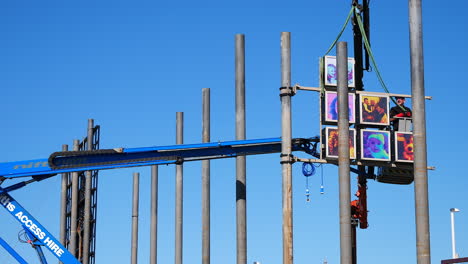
[352,0,371,91]
[352,0,364,91]
[363,0,370,71]
[351,224,357,264]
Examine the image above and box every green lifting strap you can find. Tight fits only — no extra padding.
[354,7,408,111]
[324,6,355,56]
[320,6,354,96]
[319,5,409,113]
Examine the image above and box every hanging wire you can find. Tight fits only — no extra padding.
[320,164,325,194]
[320,4,404,111]
[302,162,315,176]
[353,7,406,109]
[18,229,30,244]
[302,162,315,202]
[324,6,355,56]
[320,5,355,97]
[305,183,310,202]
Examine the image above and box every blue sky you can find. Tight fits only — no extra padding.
[1,0,467,263]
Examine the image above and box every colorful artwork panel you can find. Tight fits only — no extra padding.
[324,91,356,123]
[324,56,355,88]
[360,130,391,161]
[325,127,356,159]
[360,94,390,126]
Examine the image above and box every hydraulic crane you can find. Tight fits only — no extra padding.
[0,137,318,264]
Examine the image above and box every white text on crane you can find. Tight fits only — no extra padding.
[0,193,65,258]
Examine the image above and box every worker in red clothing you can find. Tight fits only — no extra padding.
[390,96,412,131]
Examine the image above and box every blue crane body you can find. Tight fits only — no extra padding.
[0,137,317,264]
[0,236,29,264]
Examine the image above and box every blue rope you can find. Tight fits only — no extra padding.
[302,162,315,177]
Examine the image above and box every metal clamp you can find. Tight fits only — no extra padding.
[279,86,295,97]
[175,157,184,165]
[280,153,295,164]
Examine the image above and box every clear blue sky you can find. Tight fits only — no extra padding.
[0,1,467,263]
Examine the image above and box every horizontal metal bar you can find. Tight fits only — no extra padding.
[355,90,433,100]
[294,157,328,163]
[294,85,432,100]
[295,157,435,170]
[441,257,468,264]
[125,137,282,153]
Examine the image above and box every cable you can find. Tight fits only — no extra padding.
[320,4,406,112]
[320,6,355,96]
[302,162,315,176]
[320,164,325,194]
[302,162,316,202]
[18,230,29,244]
[324,6,355,56]
[354,7,406,110]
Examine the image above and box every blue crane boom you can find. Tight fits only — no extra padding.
[0,190,81,264]
[0,137,317,264]
[0,137,316,180]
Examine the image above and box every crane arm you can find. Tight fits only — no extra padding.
[0,236,29,264]
[0,136,317,264]
[0,189,81,264]
[0,137,316,180]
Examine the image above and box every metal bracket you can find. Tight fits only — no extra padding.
[175,157,184,165]
[279,86,295,97]
[280,153,295,164]
[352,0,363,12]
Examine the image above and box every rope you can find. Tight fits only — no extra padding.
[320,5,408,112]
[302,162,315,177]
[320,164,324,194]
[353,7,404,108]
[324,6,355,56]
[320,6,354,96]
